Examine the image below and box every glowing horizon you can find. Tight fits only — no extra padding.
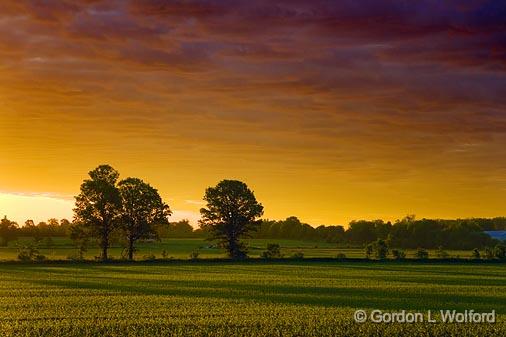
[1,1,505,226]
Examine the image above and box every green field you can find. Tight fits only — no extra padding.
[0,238,476,261]
[0,261,504,336]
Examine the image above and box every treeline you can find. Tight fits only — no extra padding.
[0,216,200,246]
[0,217,72,245]
[2,214,504,251]
[254,216,345,243]
[253,215,504,249]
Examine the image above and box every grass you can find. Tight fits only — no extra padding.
[0,261,504,336]
[0,237,477,261]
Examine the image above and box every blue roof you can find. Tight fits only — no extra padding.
[484,231,506,241]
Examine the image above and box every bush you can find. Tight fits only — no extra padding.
[436,246,449,259]
[414,248,429,260]
[494,244,506,259]
[161,249,169,259]
[17,250,33,262]
[373,239,388,260]
[471,248,480,260]
[484,247,495,259]
[364,244,373,259]
[261,243,282,259]
[291,251,304,259]
[336,252,346,260]
[142,254,156,261]
[189,250,200,260]
[17,243,45,262]
[391,249,406,260]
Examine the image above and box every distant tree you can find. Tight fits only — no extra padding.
[347,220,378,245]
[159,219,194,238]
[59,219,72,236]
[0,216,18,246]
[199,180,264,259]
[364,243,373,259]
[118,177,171,260]
[73,165,122,260]
[47,218,59,227]
[23,220,36,238]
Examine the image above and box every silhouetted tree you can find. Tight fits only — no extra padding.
[118,177,171,260]
[73,165,121,260]
[199,180,263,259]
[0,216,18,246]
[158,219,194,238]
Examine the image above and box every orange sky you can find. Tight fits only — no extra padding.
[1,1,505,226]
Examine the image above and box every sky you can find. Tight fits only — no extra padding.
[1,0,505,226]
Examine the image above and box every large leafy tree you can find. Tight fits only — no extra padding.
[118,177,171,260]
[73,165,121,260]
[199,180,264,259]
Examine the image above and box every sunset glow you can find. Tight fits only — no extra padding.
[1,1,505,226]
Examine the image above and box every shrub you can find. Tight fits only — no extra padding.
[17,243,45,262]
[372,239,388,260]
[336,252,346,260]
[17,250,33,262]
[189,250,200,260]
[494,244,506,259]
[414,248,429,260]
[436,246,449,259]
[291,251,304,259]
[471,248,480,260]
[161,249,169,259]
[391,249,406,260]
[142,254,156,261]
[261,243,282,259]
[484,247,495,259]
[364,244,373,259]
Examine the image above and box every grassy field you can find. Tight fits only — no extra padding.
[0,237,476,261]
[0,261,504,336]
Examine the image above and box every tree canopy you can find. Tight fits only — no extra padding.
[199,180,264,259]
[73,165,122,260]
[118,177,171,260]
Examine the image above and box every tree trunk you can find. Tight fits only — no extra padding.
[128,237,134,261]
[101,233,109,261]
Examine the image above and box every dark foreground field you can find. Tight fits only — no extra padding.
[0,261,504,336]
